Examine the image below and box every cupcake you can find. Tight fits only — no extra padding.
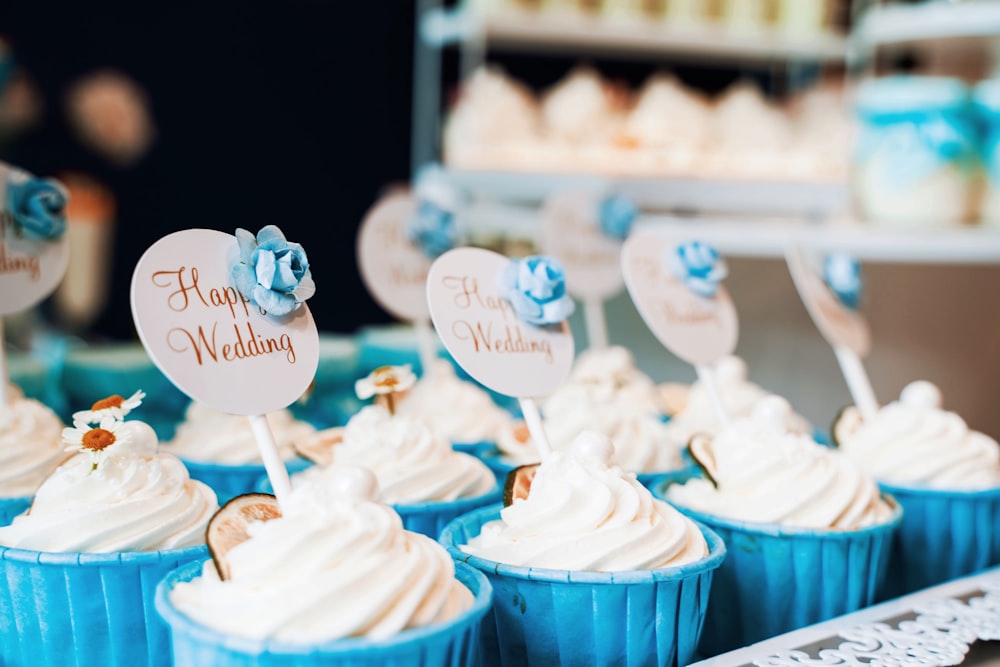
[659,396,901,656]
[164,401,315,504]
[0,394,218,667]
[834,380,1000,596]
[442,65,541,170]
[395,359,513,456]
[658,355,815,449]
[493,347,688,486]
[620,73,709,174]
[441,431,726,667]
[157,468,492,666]
[700,81,791,178]
[0,392,66,524]
[293,401,500,538]
[539,66,626,171]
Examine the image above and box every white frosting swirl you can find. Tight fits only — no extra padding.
[667,397,892,529]
[0,397,67,497]
[0,421,218,551]
[541,67,623,146]
[395,361,511,444]
[496,348,683,471]
[296,406,495,504]
[837,381,1000,489]
[660,356,812,449]
[165,402,315,464]
[622,74,709,152]
[464,432,707,571]
[169,475,472,642]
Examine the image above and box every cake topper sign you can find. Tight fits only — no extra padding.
[621,233,738,366]
[0,167,70,316]
[427,247,574,399]
[130,228,319,417]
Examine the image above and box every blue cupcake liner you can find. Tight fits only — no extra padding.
[0,544,208,667]
[440,503,726,667]
[0,496,30,526]
[155,559,492,667]
[878,481,1000,598]
[653,480,902,657]
[182,457,312,505]
[256,475,503,540]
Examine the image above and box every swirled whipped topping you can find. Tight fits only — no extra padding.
[837,381,1000,489]
[667,397,892,529]
[495,346,682,472]
[0,397,67,498]
[463,432,707,571]
[295,405,495,504]
[395,360,511,444]
[169,469,473,642]
[0,420,218,551]
[543,346,662,417]
[165,402,315,464]
[660,356,812,448]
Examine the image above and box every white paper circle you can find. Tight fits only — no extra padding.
[0,219,69,315]
[621,232,739,366]
[539,191,625,301]
[786,247,871,357]
[426,247,574,398]
[356,192,431,322]
[130,229,319,416]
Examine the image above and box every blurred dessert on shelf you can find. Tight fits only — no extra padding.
[444,65,851,183]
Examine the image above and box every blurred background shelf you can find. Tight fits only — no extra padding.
[851,0,1000,50]
[463,200,1000,265]
[423,6,848,62]
[444,168,849,218]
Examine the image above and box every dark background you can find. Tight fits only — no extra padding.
[0,2,804,340]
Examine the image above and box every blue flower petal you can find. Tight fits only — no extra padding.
[271,253,298,291]
[231,264,257,300]
[253,284,297,317]
[292,273,316,302]
[254,250,276,290]
[255,225,287,250]
[235,228,257,264]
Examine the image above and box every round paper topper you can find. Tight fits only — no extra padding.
[786,247,871,357]
[130,229,319,415]
[0,218,69,316]
[621,232,738,366]
[356,191,432,322]
[539,190,625,301]
[426,247,575,398]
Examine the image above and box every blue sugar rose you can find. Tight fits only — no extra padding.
[230,225,315,317]
[497,255,575,326]
[5,170,68,240]
[823,253,862,310]
[598,194,637,241]
[408,200,457,258]
[667,241,728,298]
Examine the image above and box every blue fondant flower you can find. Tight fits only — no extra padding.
[598,194,637,240]
[823,253,862,310]
[498,255,575,326]
[5,169,68,240]
[230,225,315,317]
[408,200,457,258]
[666,241,728,298]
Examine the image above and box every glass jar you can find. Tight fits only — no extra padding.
[853,76,978,228]
[973,78,1000,227]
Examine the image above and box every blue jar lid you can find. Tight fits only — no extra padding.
[856,76,969,116]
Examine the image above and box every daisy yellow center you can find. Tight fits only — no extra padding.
[91,395,126,411]
[82,428,116,451]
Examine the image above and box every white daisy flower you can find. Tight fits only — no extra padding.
[72,389,146,425]
[355,365,417,415]
[63,417,130,469]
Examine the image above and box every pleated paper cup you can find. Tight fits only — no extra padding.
[439,504,726,667]
[183,456,311,505]
[0,544,208,667]
[155,559,492,667]
[0,496,30,526]
[256,475,503,540]
[653,480,902,657]
[878,481,1000,598]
